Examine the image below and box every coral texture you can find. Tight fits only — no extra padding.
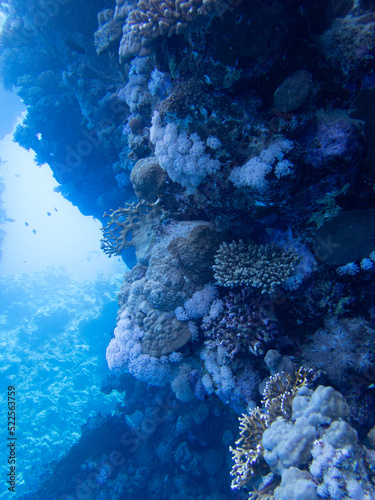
[213,240,300,295]
[119,0,234,61]
[202,288,278,357]
[231,363,375,498]
[150,111,221,194]
[2,0,375,497]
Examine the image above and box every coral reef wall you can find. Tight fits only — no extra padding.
[2,0,375,498]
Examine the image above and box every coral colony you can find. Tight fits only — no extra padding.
[1,0,375,498]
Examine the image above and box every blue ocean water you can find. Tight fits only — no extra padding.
[0,270,124,498]
[0,0,375,499]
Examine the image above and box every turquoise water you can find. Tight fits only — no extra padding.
[0,270,123,498]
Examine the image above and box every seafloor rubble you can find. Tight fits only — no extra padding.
[2,0,375,498]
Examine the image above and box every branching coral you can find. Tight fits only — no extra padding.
[213,240,300,295]
[229,408,269,489]
[230,365,316,493]
[101,198,162,262]
[119,0,235,61]
[262,367,317,422]
[202,288,278,358]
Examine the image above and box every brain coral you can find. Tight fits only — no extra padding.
[141,309,191,356]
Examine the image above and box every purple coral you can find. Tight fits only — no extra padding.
[202,288,278,358]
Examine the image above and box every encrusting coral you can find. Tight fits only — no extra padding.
[140,309,192,356]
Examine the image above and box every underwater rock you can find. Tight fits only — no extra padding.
[130,156,167,202]
[203,448,224,476]
[94,9,122,55]
[167,223,222,284]
[301,109,363,169]
[144,245,198,310]
[319,11,375,80]
[313,209,375,265]
[352,88,375,173]
[273,70,313,113]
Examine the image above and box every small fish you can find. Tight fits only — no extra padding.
[0,217,15,223]
[32,229,36,234]
[25,222,29,226]
[54,208,58,212]
[47,212,51,216]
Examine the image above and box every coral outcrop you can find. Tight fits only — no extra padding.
[118,0,235,61]
[213,240,301,295]
[230,356,375,499]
